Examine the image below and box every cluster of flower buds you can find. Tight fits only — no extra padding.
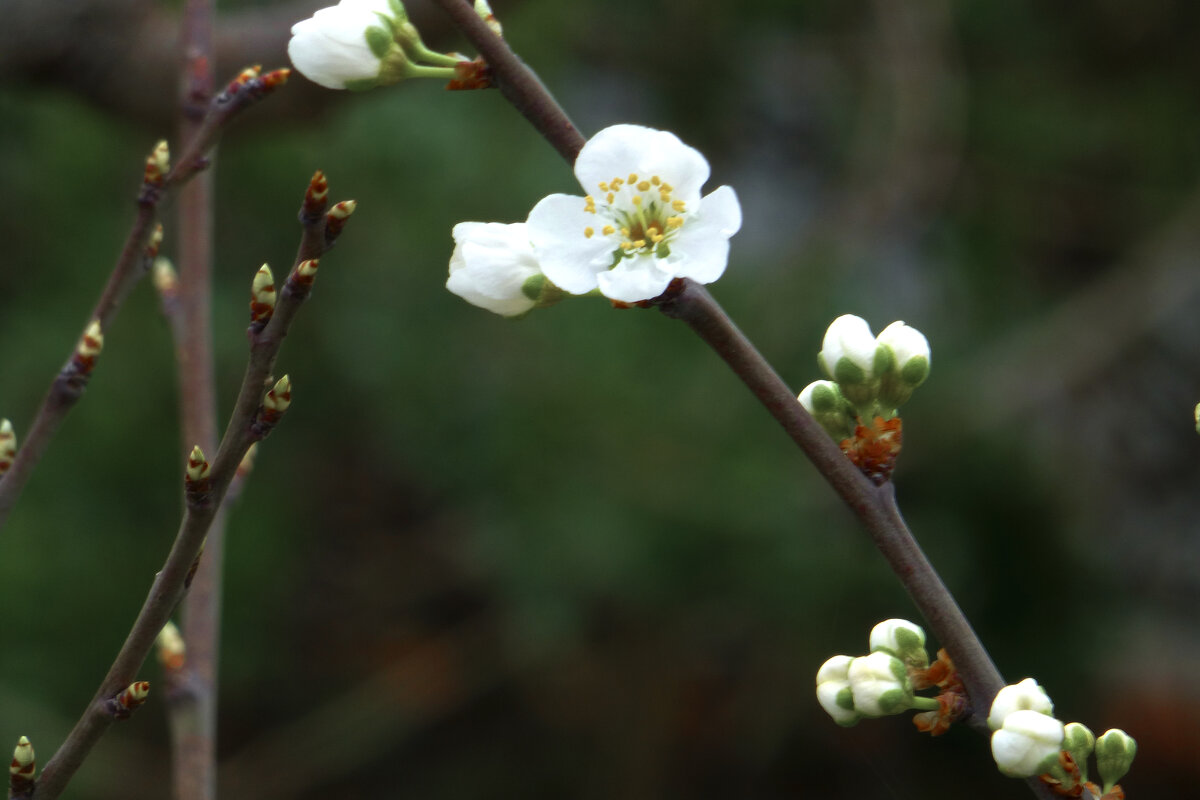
[798,315,930,483]
[988,678,1136,797]
[288,0,479,91]
[816,619,952,728]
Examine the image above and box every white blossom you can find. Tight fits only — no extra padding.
[815,655,861,726]
[446,222,546,317]
[288,0,405,90]
[988,678,1055,731]
[990,709,1064,778]
[526,124,742,303]
[846,651,912,717]
[818,314,880,387]
[868,618,928,669]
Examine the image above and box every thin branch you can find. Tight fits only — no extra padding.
[0,66,288,533]
[430,3,1059,797]
[171,0,221,797]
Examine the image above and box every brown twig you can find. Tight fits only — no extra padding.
[430,3,1058,797]
[0,67,288,533]
[171,1,221,798]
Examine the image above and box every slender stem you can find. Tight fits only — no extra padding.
[0,68,287,534]
[172,1,220,798]
[427,0,585,163]
[432,4,1060,798]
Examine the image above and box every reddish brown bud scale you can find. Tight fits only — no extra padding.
[324,200,357,243]
[258,68,291,91]
[446,58,493,90]
[839,416,902,485]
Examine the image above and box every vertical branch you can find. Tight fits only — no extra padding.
[172,1,221,799]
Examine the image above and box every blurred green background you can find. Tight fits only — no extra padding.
[2,0,1199,797]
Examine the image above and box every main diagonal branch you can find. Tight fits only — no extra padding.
[429,2,1061,798]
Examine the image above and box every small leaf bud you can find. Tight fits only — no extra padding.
[815,655,862,727]
[145,223,165,259]
[73,320,104,372]
[475,0,503,36]
[185,445,210,484]
[988,678,1054,731]
[153,257,179,301]
[1062,722,1095,783]
[303,170,329,219]
[291,258,320,288]
[990,709,1064,778]
[847,651,913,717]
[250,264,277,324]
[156,621,186,671]
[798,380,856,441]
[263,375,292,416]
[325,199,357,243]
[0,418,16,475]
[1095,728,1136,792]
[144,140,170,186]
[112,681,151,718]
[10,735,35,790]
[868,618,929,670]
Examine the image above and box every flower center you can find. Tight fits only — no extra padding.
[581,173,687,263]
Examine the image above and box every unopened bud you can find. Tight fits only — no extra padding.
[156,621,186,671]
[798,380,856,441]
[144,140,170,186]
[291,258,320,288]
[990,709,1064,778]
[868,618,929,670]
[304,170,329,219]
[1095,728,1136,792]
[73,320,104,371]
[0,419,15,475]
[185,445,210,484]
[250,264,276,323]
[146,223,165,259]
[153,257,179,300]
[1062,722,1095,783]
[236,442,259,479]
[112,681,151,718]
[475,0,503,36]
[231,65,262,88]
[325,200,357,243]
[10,735,35,788]
[264,375,292,415]
[847,651,914,717]
[988,678,1054,731]
[258,68,291,91]
[815,655,861,727]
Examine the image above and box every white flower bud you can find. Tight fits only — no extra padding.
[815,655,861,726]
[1095,728,1136,791]
[988,678,1055,731]
[990,709,1064,778]
[288,0,406,90]
[868,618,929,669]
[447,222,551,317]
[875,321,930,409]
[798,380,856,440]
[818,315,884,407]
[847,651,913,717]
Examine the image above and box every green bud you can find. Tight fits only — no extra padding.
[1062,722,1094,783]
[1095,728,1136,792]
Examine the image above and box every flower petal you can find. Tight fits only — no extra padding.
[665,185,741,283]
[595,254,674,302]
[526,193,615,294]
[574,124,710,206]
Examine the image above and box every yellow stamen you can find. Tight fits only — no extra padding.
[651,233,664,243]
[662,183,673,193]
[602,225,615,236]
[628,173,638,184]
[633,239,646,248]
[611,177,623,187]
[584,227,594,238]
[632,196,642,206]
[659,191,671,203]
[637,180,650,192]
[672,200,686,212]
[620,241,634,251]
[606,192,615,204]
[599,182,609,192]
[620,227,630,236]
[651,176,661,186]
[667,216,683,228]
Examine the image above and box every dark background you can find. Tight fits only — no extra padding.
[1,0,1198,797]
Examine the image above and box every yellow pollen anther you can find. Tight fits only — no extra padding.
[659,191,671,203]
[662,183,673,193]
[611,177,623,187]
[628,173,638,184]
[620,227,630,236]
[632,196,642,207]
[672,200,686,212]
[651,233,664,243]
[599,182,609,192]
[633,239,646,248]
[667,216,683,228]
[602,225,615,236]
[637,181,651,192]
[606,192,615,204]
[651,176,661,186]
[620,241,634,251]
[584,227,594,238]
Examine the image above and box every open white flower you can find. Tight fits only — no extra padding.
[526,124,742,303]
[446,222,546,317]
[991,709,1064,777]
